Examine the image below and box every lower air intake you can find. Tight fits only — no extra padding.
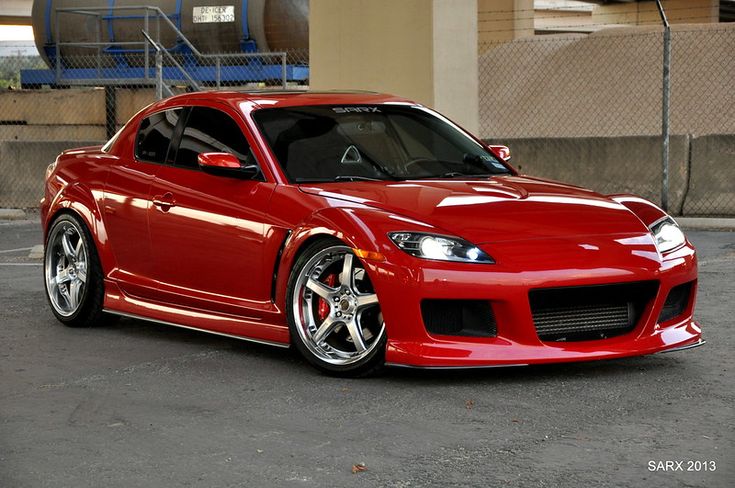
[658,281,693,323]
[529,282,658,342]
[421,299,497,337]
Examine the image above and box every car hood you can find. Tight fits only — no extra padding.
[298,175,651,243]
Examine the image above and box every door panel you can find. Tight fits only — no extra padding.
[149,167,276,315]
[103,108,183,298]
[148,105,276,317]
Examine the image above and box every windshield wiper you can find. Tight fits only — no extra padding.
[333,175,384,182]
[359,154,401,180]
[410,172,496,180]
[463,153,511,174]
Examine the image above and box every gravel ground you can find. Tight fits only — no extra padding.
[1,219,732,488]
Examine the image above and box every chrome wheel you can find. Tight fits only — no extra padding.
[45,220,88,317]
[292,245,385,366]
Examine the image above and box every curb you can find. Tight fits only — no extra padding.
[0,209,27,221]
[677,218,735,232]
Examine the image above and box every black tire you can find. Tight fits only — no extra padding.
[286,238,386,377]
[44,213,110,328]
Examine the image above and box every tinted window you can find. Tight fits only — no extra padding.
[174,106,253,169]
[135,108,182,163]
[253,105,509,183]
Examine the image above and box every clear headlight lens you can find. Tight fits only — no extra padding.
[650,217,686,253]
[388,232,494,263]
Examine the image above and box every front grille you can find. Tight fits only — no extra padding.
[658,281,693,323]
[529,282,658,342]
[421,299,497,337]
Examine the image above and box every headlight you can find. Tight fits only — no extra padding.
[650,217,686,253]
[388,232,494,263]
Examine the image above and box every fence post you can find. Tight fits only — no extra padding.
[282,53,287,89]
[55,10,61,85]
[656,0,671,212]
[144,10,150,80]
[155,50,163,100]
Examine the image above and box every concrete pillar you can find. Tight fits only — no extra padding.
[309,0,479,133]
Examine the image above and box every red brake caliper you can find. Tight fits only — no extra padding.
[318,273,337,321]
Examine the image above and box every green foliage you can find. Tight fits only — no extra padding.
[0,55,46,89]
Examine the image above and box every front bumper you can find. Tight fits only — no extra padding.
[368,236,702,368]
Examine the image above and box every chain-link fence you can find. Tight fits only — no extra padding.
[479,23,735,216]
[1,20,734,215]
[0,29,308,208]
[28,49,310,94]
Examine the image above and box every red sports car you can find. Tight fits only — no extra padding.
[41,91,703,376]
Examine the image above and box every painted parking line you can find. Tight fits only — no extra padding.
[29,245,44,259]
[0,247,33,254]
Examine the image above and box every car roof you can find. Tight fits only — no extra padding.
[152,90,417,113]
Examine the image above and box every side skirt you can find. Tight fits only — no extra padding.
[104,309,290,349]
[103,279,290,348]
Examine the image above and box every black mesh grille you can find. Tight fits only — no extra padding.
[529,282,658,342]
[421,300,497,337]
[658,281,693,323]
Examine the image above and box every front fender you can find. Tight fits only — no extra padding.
[273,206,440,312]
[44,181,115,275]
[609,194,669,227]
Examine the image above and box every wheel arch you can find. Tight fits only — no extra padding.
[44,183,115,275]
[272,207,385,313]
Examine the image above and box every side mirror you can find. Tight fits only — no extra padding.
[488,145,511,162]
[197,152,259,179]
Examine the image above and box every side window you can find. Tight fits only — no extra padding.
[174,106,254,170]
[135,108,183,163]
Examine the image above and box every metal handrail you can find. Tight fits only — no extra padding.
[54,5,291,91]
[55,6,289,60]
[141,29,197,97]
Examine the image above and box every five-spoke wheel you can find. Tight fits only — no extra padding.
[287,241,386,376]
[44,213,106,327]
[45,219,88,316]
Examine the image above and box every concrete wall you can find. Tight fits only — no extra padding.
[479,23,735,139]
[592,0,719,26]
[2,135,732,215]
[0,88,156,141]
[536,0,719,33]
[684,135,735,216]
[0,140,102,208]
[309,0,479,133]
[486,135,690,214]
[485,135,735,216]
[478,0,534,47]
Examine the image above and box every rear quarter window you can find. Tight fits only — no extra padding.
[135,108,183,163]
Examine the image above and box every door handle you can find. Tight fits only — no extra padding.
[152,192,176,211]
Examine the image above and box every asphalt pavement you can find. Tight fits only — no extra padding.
[1,217,733,488]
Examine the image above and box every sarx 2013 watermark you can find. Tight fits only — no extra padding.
[648,460,717,472]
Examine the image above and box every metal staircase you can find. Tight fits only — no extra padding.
[21,5,307,95]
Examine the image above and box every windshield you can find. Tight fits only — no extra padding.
[252,105,511,183]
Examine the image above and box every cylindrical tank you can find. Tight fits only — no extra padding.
[32,0,308,67]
